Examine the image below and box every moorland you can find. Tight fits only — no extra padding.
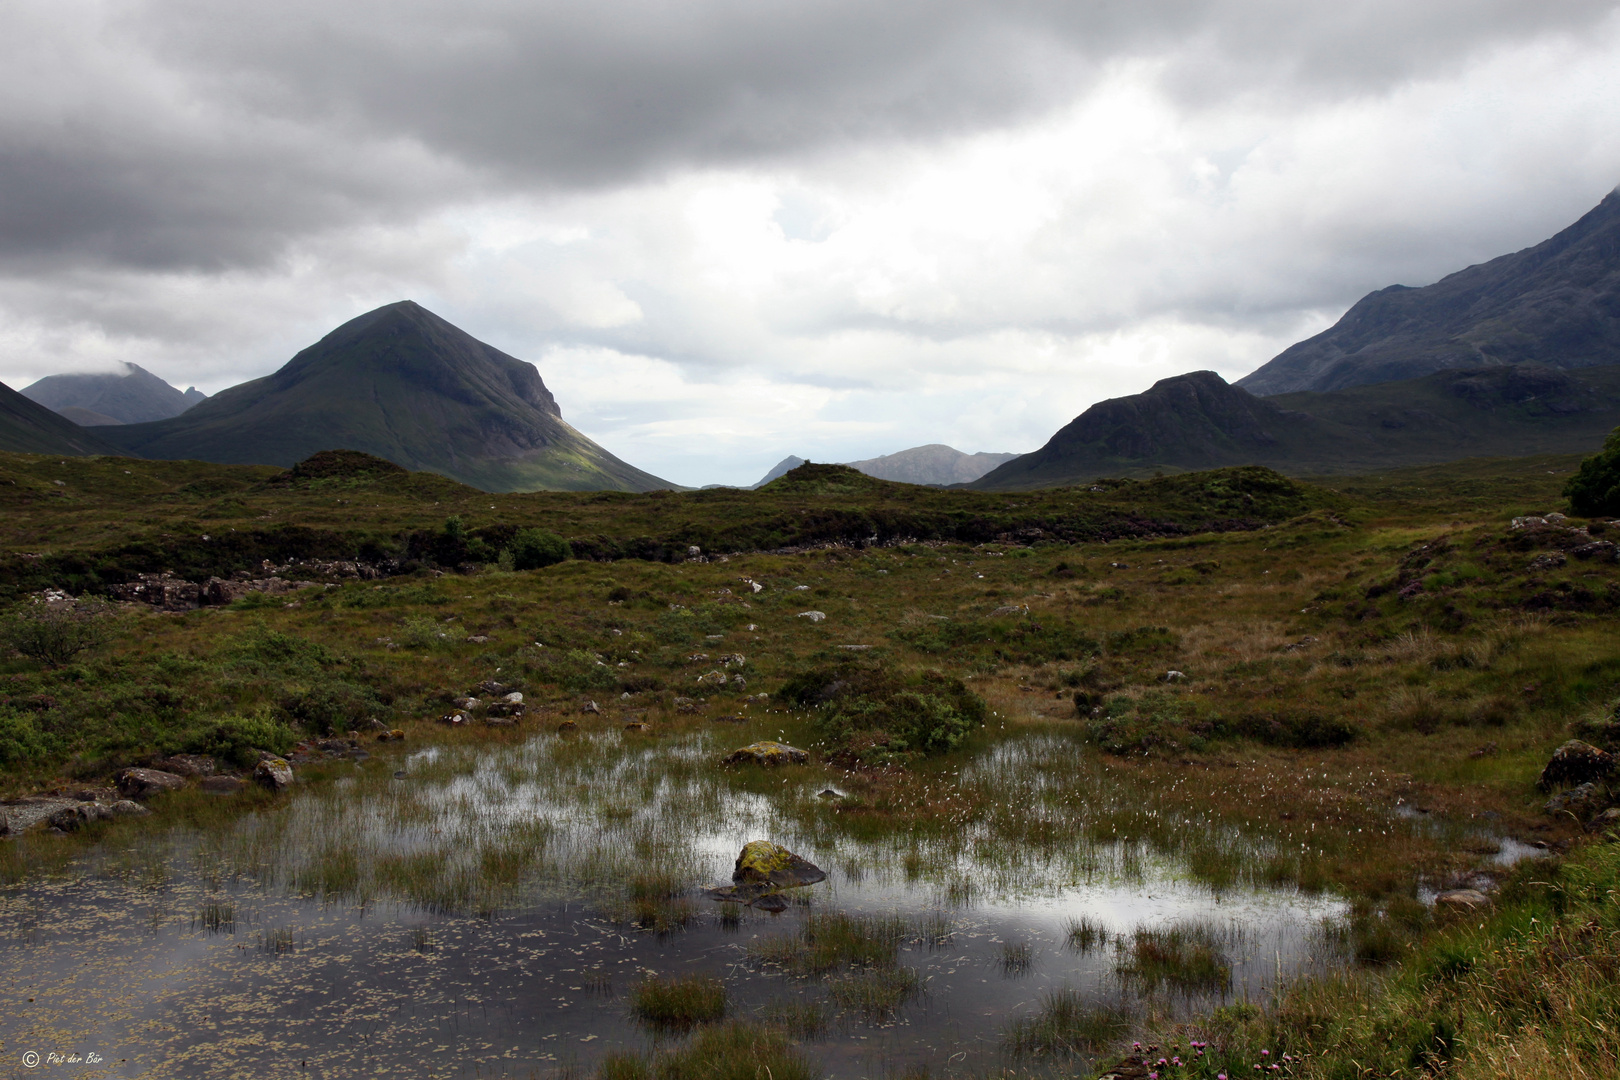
[1,446,1618,1080]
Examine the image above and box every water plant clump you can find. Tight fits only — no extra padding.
[825,967,921,1021]
[1002,989,1132,1056]
[632,974,727,1029]
[1065,916,1110,953]
[750,911,909,975]
[598,1022,818,1080]
[1117,924,1232,993]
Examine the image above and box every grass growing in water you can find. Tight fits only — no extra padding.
[1064,916,1109,953]
[825,967,920,1021]
[1117,924,1231,993]
[1003,989,1132,1056]
[194,898,234,935]
[633,975,727,1029]
[750,911,908,975]
[761,1000,829,1039]
[999,939,1033,976]
[597,1023,817,1080]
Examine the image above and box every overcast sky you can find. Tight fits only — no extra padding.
[3,0,1620,486]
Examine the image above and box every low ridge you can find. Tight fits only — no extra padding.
[0,381,126,456]
[98,301,671,493]
[845,444,1020,485]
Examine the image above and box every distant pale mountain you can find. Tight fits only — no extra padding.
[97,301,672,493]
[22,362,204,424]
[0,381,125,456]
[750,456,807,488]
[971,363,1620,490]
[1239,188,1620,395]
[54,406,124,427]
[846,444,1020,485]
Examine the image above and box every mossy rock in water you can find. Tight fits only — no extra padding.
[707,841,826,906]
[722,741,809,767]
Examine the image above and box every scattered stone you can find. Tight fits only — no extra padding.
[485,701,524,718]
[989,604,1028,617]
[504,692,524,704]
[377,729,406,741]
[467,635,491,644]
[816,788,842,800]
[797,611,826,622]
[484,716,519,727]
[200,776,246,795]
[1537,739,1615,790]
[674,697,700,714]
[48,804,111,831]
[730,674,747,689]
[476,680,509,696]
[153,754,216,778]
[723,741,810,767]
[1434,889,1492,911]
[115,768,187,801]
[714,714,747,724]
[1585,807,1620,834]
[744,693,770,705]
[1543,782,1608,821]
[719,654,746,667]
[1164,670,1187,682]
[624,721,651,733]
[687,653,710,663]
[439,712,469,725]
[1529,552,1567,570]
[581,700,602,715]
[839,644,871,651]
[1573,541,1619,561]
[733,840,826,888]
[1469,742,1499,759]
[254,757,294,792]
[556,720,579,733]
[753,894,788,913]
[1545,512,1568,523]
[793,585,810,591]
[107,800,150,817]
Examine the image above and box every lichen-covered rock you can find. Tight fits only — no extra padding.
[624,721,651,733]
[376,729,406,742]
[556,719,579,733]
[107,800,150,817]
[1434,889,1491,911]
[48,804,111,831]
[723,741,810,767]
[1538,739,1615,790]
[732,840,826,889]
[153,754,216,777]
[115,768,187,800]
[1544,781,1609,821]
[674,696,700,714]
[254,757,294,792]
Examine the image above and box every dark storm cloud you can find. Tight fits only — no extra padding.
[1,0,1615,274]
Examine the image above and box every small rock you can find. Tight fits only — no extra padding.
[484,716,518,727]
[989,604,1028,617]
[1543,781,1608,821]
[797,610,826,622]
[476,680,508,696]
[1529,552,1567,570]
[1469,741,1499,759]
[153,754,216,778]
[440,712,468,725]
[376,729,406,742]
[254,757,294,792]
[467,635,491,644]
[504,692,524,704]
[581,700,602,715]
[1537,739,1615,790]
[753,894,788,913]
[200,776,246,795]
[115,768,187,801]
[1164,670,1186,682]
[107,800,150,817]
[556,720,579,733]
[714,714,747,724]
[1434,889,1492,911]
[620,691,632,700]
[723,741,810,767]
[48,804,110,831]
[1573,541,1618,562]
[624,721,651,733]
[453,697,479,710]
[1545,512,1568,523]
[1585,807,1620,834]
[816,788,842,799]
[674,696,700,714]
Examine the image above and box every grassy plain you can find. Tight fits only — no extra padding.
[1,448,1618,1077]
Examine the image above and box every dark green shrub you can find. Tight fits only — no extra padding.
[511,528,571,570]
[782,663,985,758]
[276,680,383,735]
[188,713,297,766]
[0,708,55,765]
[1565,427,1620,516]
[0,598,119,667]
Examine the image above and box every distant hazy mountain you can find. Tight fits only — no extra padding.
[750,456,807,488]
[847,444,1020,485]
[98,301,672,493]
[0,381,125,456]
[1239,189,1620,395]
[22,362,203,424]
[54,406,124,427]
[971,364,1620,490]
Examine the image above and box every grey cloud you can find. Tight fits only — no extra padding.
[1,0,1614,277]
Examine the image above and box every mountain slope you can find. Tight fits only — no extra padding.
[22,362,202,424]
[1239,188,1620,394]
[750,456,807,488]
[98,301,671,493]
[846,444,1020,485]
[0,381,127,456]
[971,364,1620,490]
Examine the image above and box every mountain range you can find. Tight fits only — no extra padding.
[94,301,670,492]
[22,362,206,425]
[0,380,126,456]
[1238,187,1620,394]
[751,445,1019,488]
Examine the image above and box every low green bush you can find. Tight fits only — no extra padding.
[511,528,571,570]
[186,713,297,766]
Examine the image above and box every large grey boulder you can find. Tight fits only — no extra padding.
[253,757,294,791]
[1544,782,1609,822]
[115,768,187,800]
